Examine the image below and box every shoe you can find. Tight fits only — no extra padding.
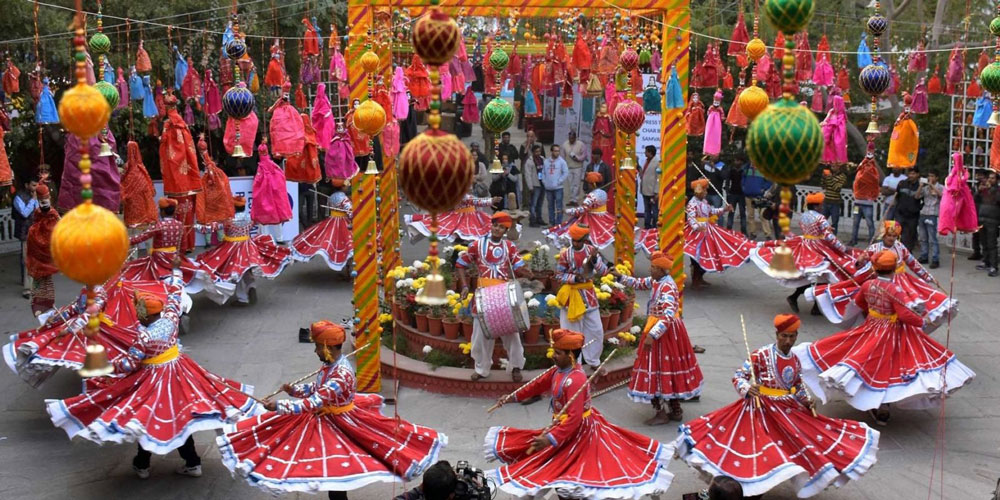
[133,466,150,479]
[692,345,706,354]
[175,465,202,477]
[511,368,523,382]
[248,288,258,305]
[976,263,988,270]
[968,253,983,260]
[869,408,890,426]
[930,261,940,269]
[917,256,929,264]
[810,304,822,316]
[21,290,30,299]
[786,295,800,313]
[990,268,999,277]
[470,373,485,381]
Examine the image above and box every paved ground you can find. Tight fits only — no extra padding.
[1,213,998,500]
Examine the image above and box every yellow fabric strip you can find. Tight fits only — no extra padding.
[329,211,347,218]
[152,246,178,253]
[869,310,898,322]
[803,235,821,240]
[456,206,476,214]
[759,386,794,397]
[895,263,906,274]
[141,345,180,365]
[591,205,607,213]
[478,278,506,288]
[557,408,592,423]
[556,283,594,322]
[223,235,249,242]
[316,402,356,415]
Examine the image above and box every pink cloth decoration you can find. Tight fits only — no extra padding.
[60,132,120,212]
[115,67,129,108]
[312,83,335,150]
[204,70,222,115]
[450,57,466,94]
[946,47,964,87]
[391,67,409,121]
[382,119,400,157]
[330,49,347,82]
[821,95,847,164]
[439,64,453,100]
[756,53,772,83]
[324,130,356,180]
[251,144,292,225]
[911,79,929,114]
[813,55,834,87]
[269,99,305,157]
[938,152,979,235]
[811,89,825,113]
[181,60,202,100]
[908,44,928,73]
[223,112,258,155]
[702,104,723,156]
[461,89,479,123]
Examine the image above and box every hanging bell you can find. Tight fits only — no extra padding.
[765,244,802,279]
[620,155,636,170]
[78,343,114,378]
[416,273,449,305]
[864,120,880,135]
[989,110,1000,126]
[231,144,248,158]
[364,158,379,175]
[98,141,114,157]
[488,157,504,174]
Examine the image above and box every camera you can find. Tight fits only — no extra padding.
[453,460,491,500]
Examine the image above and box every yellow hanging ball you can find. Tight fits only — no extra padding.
[360,50,380,73]
[59,83,111,139]
[51,203,129,286]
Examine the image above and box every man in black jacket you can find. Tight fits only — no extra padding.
[893,169,923,251]
[976,171,1000,277]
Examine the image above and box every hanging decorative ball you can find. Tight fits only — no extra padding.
[866,14,888,36]
[94,80,120,110]
[59,83,111,138]
[612,100,645,135]
[51,203,129,286]
[88,32,111,55]
[360,50,380,73]
[411,9,461,65]
[980,61,1000,95]
[225,38,247,60]
[489,47,510,71]
[222,82,255,119]
[398,129,474,214]
[991,17,1000,37]
[763,0,815,34]
[619,47,640,72]
[739,85,770,120]
[746,38,767,61]
[481,97,515,133]
[859,63,891,96]
[746,99,823,184]
[353,99,387,136]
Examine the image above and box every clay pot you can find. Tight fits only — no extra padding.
[608,310,621,330]
[542,320,559,340]
[396,305,412,327]
[600,312,611,331]
[524,320,542,344]
[622,303,634,324]
[461,318,474,340]
[443,318,461,340]
[427,315,443,336]
[415,312,429,332]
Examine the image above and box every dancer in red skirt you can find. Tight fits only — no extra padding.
[46,267,261,478]
[808,220,956,332]
[291,179,354,271]
[752,192,863,313]
[794,250,975,425]
[487,329,674,499]
[404,190,501,243]
[676,314,880,498]
[687,178,753,286]
[544,172,615,249]
[612,251,703,424]
[195,196,292,305]
[124,197,234,304]
[217,321,447,499]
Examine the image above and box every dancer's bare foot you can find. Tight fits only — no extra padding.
[644,411,671,426]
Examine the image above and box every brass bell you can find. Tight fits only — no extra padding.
[78,343,114,378]
[620,156,636,170]
[98,141,114,157]
[416,272,449,305]
[864,120,880,135]
[364,158,379,175]
[488,157,504,174]
[765,244,802,280]
[989,111,1000,126]
[231,144,248,158]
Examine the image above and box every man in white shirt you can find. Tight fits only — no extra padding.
[881,169,907,220]
[561,130,588,205]
[542,145,570,225]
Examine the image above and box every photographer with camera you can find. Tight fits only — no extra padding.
[394,460,491,500]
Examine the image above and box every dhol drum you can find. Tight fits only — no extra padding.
[474,281,530,339]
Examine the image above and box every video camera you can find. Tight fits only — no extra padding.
[453,460,491,500]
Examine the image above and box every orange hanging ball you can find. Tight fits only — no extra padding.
[59,83,111,138]
[353,99,387,137]
[51,203,129,286]
[360,50,380,73]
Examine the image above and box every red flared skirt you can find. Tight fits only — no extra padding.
[544,212,616,250]
[120,251,235,304]
[751,237,862,288]
[195,234,293,281]
[685,223,756,273]
[629,317,704,403]
[291,215,354,271]
[405,209,492,243]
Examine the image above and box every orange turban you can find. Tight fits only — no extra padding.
[330,178,346,187]
[135,292,164,316]
[233,196,247,208]
[873,249,898,271]
[650,251,673,270]
[690,178,710,191]
[311,320,346,346]
[550,328,585,350]
[881,220,902,237]
[35,184,50,198]
[158,197,178,209]
[491,211,513,228]
[567,223,590,240]
[805,192,825,205]
[773,313,801,333]
[584,171,603,184]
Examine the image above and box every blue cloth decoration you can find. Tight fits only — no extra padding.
[129,67,144,101]
[142,75,158,118]
[173,46,187,90]
[312,17,323,48]
[643,86,661,113]
[35,78,59,124]
[857,34,872,69]
[666,67,684,109]
[103,61,114,84]
[974,94,993,128]
[222,23,234,59]
[524,88,538,115]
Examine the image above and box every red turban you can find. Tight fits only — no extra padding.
[650,251,673,270]
[567,223,590,240]
[873,249,898,271]
[35,184,50,198]
[550,328,585,350]
[311,320,346,346]
[805,192,825,205]
[158,197,178,209]
[584,171,603,184]
[491,211,513,228]
[774,313,801,333]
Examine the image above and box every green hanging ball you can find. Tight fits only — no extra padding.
[980,61,1000,95]
[763,0,815,35]
[489,47,510,71]
[94,80,120,110]
[481,97,514,133]
[89,32,111,55]
[991,17,1000,37]
[746,98,824,185]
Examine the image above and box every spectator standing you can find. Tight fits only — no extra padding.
[742,162,773,240]
[701,155,726,207]
[915,170,943,268]
[541,144,569,225]
[969,170,988,261]
[761,183,782,240]
[501,153,521,209]
[820,164,848,236]
[497,132,519,174]
[976,171,999,277]
[12,177,39,298]
[470,148,490,198]
[585,148,612,193]
[560,130,587,205]
[519,130,543,208]
[725,159,748,235]
[894,169,923,251]
[881,168,907,220]
[527,145,546,226]
[640,145,660,229]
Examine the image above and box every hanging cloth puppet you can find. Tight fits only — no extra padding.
[344,102,371,157]
[821,91,848,165]
[945,46,964,94]
[172,46,188,90]
[439,63,453,100]
[129,66,144,102]
[857,34,872,69]
[816,34,831,61]
[939,152,980,235]
[666,66,684,109]
[968,78,983,98]
[181,58,201,100]
[102,59,114,84]
[223,110,258,156]
[727,85,749,128]
[795,31,813,83]
[2,59,20,95]
[35,78,59,124]
[887,94,919,169]
[60,132,119,212]
[853,143,882,203]
[269,82,306,157]
[728,11,750,56]
[684,93,706,137]
[197,137,235,224]
[973,93,993,128]
[302,17,320,56]
[643,80,661,113]
[251,143,293,226]
[813,53,834,87]
[115,67,129,108]
[203,70,222,130]
[572,32,593,85]
[911,78,929,114]
[135,39,152,73]
[294,83,308,110]
[927,64,943,94]
[461,88,479,123]
[524,86,541,117]
[312,83,335,149]
[121,141,158,226]
[908,40,928,73]
[702,91,724,156]
[324,125,356,182]
[382,119,400,157]
[159,93,202,198]
[265,40,286,91]
[141,75,158,118]
[301,55,320,86]
[406,55,432,110]
[0,128,11,188]
[592,103,615,166]
[285,113,321,184]
[390,67,409,121]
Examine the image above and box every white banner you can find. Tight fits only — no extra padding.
[554,86,595,147]
[634,74,662,215]
[153,176,300,244]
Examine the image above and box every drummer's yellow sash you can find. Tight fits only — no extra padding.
[556,283,594,322]
[142,345,179,365]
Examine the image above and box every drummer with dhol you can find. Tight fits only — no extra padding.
[456,212,532,382]
[555,223,608,374]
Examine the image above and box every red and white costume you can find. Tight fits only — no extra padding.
[46,271,261,454]
[195,211,292,303]
[635,227,660,256]
[405,194,494,242]
[217,355,447,494]
[291,190,353,271]
[544,188,615,249]
[555,245,608,367]
[619,274,703,402]
[686,197,756,272]
[486,364,674,499]
[455,236,526,378]
[676,344,880,497]
[808,240,957,331]
[795,277,975,410]
[752,210,862,287]
[123,216,235,303]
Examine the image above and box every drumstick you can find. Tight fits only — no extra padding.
[263,341,375,400]
[740,314,761,409]
[487,338,601,413]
